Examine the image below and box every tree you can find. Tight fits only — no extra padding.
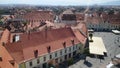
[108,9,114,15]
[23,21,27,26]
[0,20,3,26]
[68,58,74,66]
[89,33,93,40]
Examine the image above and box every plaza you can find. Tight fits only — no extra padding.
[68,32,120,68]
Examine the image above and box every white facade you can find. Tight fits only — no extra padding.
[19,44,83,68]
[85,13,120,31]
[86,21,120,31]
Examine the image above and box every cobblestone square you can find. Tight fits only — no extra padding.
[68,32,120,68]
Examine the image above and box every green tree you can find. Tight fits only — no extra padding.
[68,58,74,66]
[23,21,27,26]
[0,20,3,25]
[108,9,114,15]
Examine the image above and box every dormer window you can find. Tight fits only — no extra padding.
[2,42,5,46]
[9,60,15,66]
[0,56,2,61]
[71,39,74,45]
[63,42,66,48]
[34,50,38,58]
[13,34,20,42]
[47,46,51,53]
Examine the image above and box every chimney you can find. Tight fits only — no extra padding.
[47,46,51,53]
[34,50,38,58]
[63,42,66,48]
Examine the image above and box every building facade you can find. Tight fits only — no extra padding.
[85,12,120,31]
[0,27,87,68]
[19,44,82,68]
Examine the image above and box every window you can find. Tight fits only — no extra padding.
[0,57,2,61]
[29,61,32,66]
[65,49,67,53]
[37,59,40,64]
[47,46,51,53]
[55,58,58,63]
[55,52,57,57]
[63,42,66,48]
[71,40,74,44]
[34,50,38,58]
[73,51,76,56]
[44,56,46,61]
[76,45,77,49]
[50,54,52,59]
[60,50,62,55]
[60,59,62,62]
[9,60,15,66]
[73,46,75,50]
[65,55,67,60]
[79,47,81,50]
[69,53,71,58]
[69,47,71,52]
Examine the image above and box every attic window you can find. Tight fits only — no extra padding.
[2,42,5,46]
[71,39,74,45]
[0,56,2,61]
[63,42,66,48]
[47,46,51,53]
[9,60,15,66]
[34,50,38,58]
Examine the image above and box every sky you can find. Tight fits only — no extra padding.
[0,0,120,5]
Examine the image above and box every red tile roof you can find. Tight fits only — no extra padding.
[23,11,54,22]
[22,10,55,29]
[4,27,84,63]
[0,29,10,43]
[76,13,84,21]
[86,12,120,25]
[72,22,88,37]
[86,13,102,24]
[73,29,87,45]
[101,13,120,25]
[0,29,18,68]
[77,23,88,36]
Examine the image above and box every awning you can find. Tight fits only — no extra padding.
[106,62,114,68]
[89,37,107,55]
[88,29,94,33]
[115,53,120,59]
[112,30,120,34]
